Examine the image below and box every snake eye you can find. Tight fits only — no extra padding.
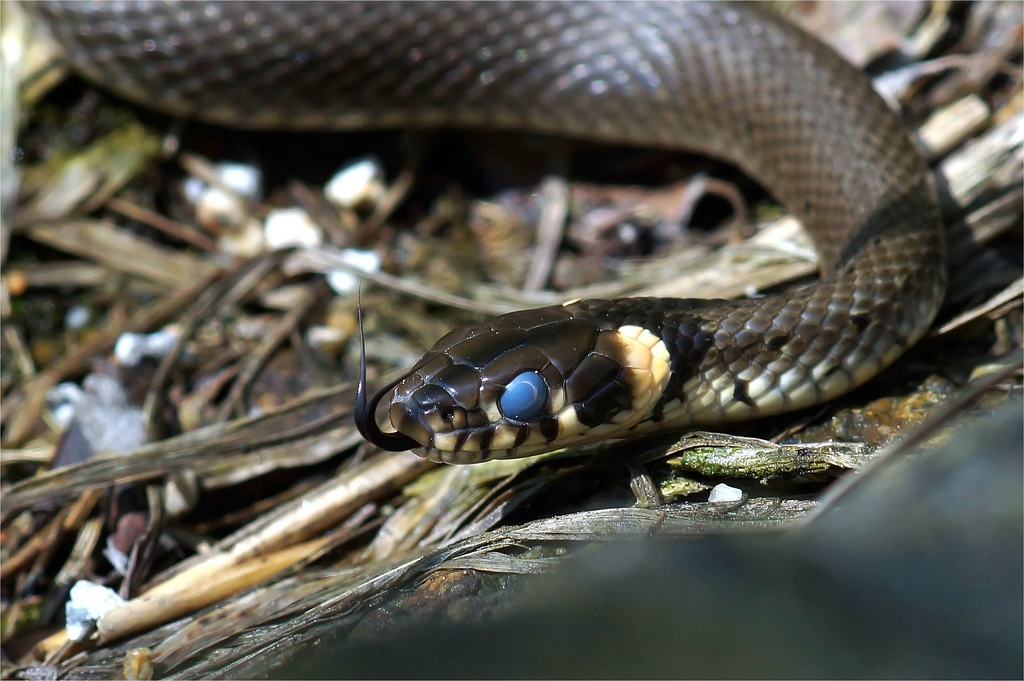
[499,371,548,422]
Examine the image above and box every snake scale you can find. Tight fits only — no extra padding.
[33,1,946,463]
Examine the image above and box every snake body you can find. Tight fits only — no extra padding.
[34,2,946,462]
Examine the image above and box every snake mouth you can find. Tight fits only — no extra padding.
[355,374,421,452]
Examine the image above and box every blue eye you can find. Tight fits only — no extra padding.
[499,371,548,422]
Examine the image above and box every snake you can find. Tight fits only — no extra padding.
[33,1,947,464]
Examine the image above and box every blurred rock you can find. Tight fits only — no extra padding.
[270,400,1023,679]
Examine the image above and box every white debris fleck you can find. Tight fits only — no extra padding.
[324,157,385,209]
[65,580,127,641]
[48,382,86,409]
[164,469,200,518]
[115,328,181,366]
[215,162,262,200]
[47,375,146,457]
[183,162,261,224]
[327,271,359,295]
[51,402,77,428]
[47,383,83,428]
[47,380,85,428]
[325,248,381,294]
[234,317,273,340]
[103,538,129,575]
[306,324,347,351]
[83,375,146,454]
[194,186,248,231]
[184,160,262,210]
[64,305,91,331]
[708,483,744,503]
[16,665,58,681]
[84,373,128,407]
[182,176,207,205]
[259,284,312,310]
[264,207,323,249]
[217,217,265,257]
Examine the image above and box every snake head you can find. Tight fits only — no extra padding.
[356,301,674,463]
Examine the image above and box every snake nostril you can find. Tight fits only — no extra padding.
[409,385,469,429]
[437,406,467,430]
